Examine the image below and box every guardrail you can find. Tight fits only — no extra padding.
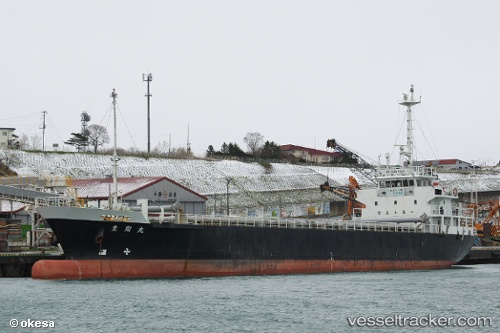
[165,214,427,233]
[35,197,79,207]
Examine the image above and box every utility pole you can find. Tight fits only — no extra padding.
[143,73,153,153]
[226,177,231,216]
[40,110,48,152]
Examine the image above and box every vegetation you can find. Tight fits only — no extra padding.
[243,132,264,156]
[205,132,283,161]
[206,142,249,158]
[7,134,20,149]
[6,127,286,163]
[64,133,89,152]
[87,124,110,153]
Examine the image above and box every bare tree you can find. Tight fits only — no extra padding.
[153,140,170,156]
[169,147,192,158]
[243,132,264,156]
[87,124,110,153]
[17,134,29,150]
[30,134,42,150]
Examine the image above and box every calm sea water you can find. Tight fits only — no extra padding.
[1,265,499,332]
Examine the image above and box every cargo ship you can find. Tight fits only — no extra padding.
[32,86,476,279]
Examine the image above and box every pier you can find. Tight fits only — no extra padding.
[0,251,64,277]
[458,246,500,265]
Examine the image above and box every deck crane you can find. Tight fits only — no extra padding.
[319,138,374,219]
[320,175,365,220]
[326,139,377,184]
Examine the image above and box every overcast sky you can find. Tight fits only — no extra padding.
[2,0,499,165]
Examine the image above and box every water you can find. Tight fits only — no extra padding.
[2,265,499,332]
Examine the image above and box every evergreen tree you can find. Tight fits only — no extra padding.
[206,145,216,158]
[260,141,281,158]
[227,143,246,157]
[64,133,89,152]
[220,142,229,155]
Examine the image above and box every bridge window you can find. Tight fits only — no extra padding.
[394,200,398,205]
[414,200,417,205]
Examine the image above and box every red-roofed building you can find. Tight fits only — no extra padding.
[71,176,207,214]
[413,159,473,170]
[280,144,342,163]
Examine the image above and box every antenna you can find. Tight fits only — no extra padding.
[40,111,48,152]
[398,85,421,164]
[110,88,119,209]
[143,73,153,153]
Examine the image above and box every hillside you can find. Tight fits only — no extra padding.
[8,151,500,212]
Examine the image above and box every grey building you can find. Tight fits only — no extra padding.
[72,176,207,214]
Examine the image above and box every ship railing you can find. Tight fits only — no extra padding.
[34,196,80,208]
[377,165,435,178]
[180,215,426,233]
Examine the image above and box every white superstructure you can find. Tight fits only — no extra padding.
[352,86,475,237]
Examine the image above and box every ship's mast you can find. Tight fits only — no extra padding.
[111,88,119,209]
[398,85,421,165]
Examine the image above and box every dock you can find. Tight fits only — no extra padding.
[457,246,500,265]
[0,251,64,277]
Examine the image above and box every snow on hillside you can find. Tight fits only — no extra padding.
[10,152,500,212]
[14,152,360,194]
[12,152,356,212]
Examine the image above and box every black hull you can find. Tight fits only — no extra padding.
[48,219,474,262]
[32,218,475,279]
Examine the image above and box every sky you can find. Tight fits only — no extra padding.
[1,0,500,165]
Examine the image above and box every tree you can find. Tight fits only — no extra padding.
[169,147,192,158]
[87,124,110,153]
[206,145,216,158]
[243,132,264,156]
[7,134,20,149]
[153,140,170,156]
[220,142,229,155]
[30,134,42,150]
[260,141,281,158]
[64,133,89,152]
[18,134,29,150]
[227,143,246,157]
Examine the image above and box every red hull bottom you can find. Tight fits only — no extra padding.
[31,259,457,280]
